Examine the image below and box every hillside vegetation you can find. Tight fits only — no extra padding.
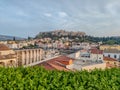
[35,30,120,44]
[35,30,86,39]
[0,67,120,90]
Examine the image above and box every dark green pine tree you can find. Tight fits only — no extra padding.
[13,37,16,41]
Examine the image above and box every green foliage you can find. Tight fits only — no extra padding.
[0,67,120,90]
[35,32,120,44]
[13,37,16,41]
[28,36,33,40]
[105,40,116,45]
[22,44,38,49]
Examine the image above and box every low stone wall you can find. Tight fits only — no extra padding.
[24,55,61,67]
[82,63,106,71]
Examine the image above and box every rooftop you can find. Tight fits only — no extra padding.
[104,56,117,61]
[73,59,104,67]
[104,49,120,53]
[37,56,74,71]
[0,44,11,51]
[90,48,103,54]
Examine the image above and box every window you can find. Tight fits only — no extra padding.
[114,55,117,59]
[119,55,120,59]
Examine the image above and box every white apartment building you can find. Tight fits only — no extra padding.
[104,49,120,61]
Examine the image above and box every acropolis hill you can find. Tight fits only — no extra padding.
[35,30,86,38]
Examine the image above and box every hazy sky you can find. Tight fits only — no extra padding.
[0,0,120,37]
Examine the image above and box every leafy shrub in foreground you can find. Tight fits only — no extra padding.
[0,67,120,90]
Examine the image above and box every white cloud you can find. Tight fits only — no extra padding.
[58,12,68,17]
[44,13,52,17]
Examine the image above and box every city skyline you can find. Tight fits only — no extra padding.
[0,0,120,37]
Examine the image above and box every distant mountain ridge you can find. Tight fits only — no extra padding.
[0,35,25,40]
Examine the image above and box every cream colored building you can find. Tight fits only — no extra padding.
[0,44,57,67]
[90,53,103,61]
[15,48,44,66]
[72,59,106,71]
[100,45,120,51]
[68,48,106,71]
[0,44,17,67]
[81,63,106,71]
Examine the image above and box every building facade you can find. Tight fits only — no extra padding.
[100,45,120,51]
[104,56,119,68]
[15,48,44,66]
[81,63,106,71]
[90,48,103,61]
[103,49,120,61]
[0,44,17,67]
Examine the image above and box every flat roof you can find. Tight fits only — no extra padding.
[73,59,104,67]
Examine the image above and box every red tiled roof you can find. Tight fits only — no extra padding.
[40,62,55,70]
[51,56,72,60]
[106,63,116,68]
[37,56,73,71]
[49,56,73,65]
[48,62,69,71]
[57,60,69,65]
[0,44,11,51]
[106,63,114,68]
[104,56,117,61]
[90,48,103,54]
